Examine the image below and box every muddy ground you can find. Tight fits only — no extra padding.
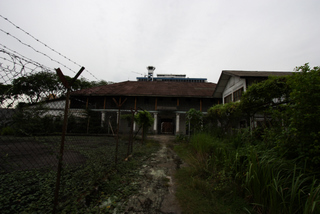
[123,135,183,214]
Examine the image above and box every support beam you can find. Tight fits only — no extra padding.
[86,97,89,109]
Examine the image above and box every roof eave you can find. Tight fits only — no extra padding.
[212,71,231,98]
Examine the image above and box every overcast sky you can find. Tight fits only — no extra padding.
[1,0,319,83]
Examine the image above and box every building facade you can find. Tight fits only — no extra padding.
[213,70,293,128]
[70,81,218,135]
[213,70,293,104]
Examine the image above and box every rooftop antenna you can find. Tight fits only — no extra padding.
[131,71,146,77]
[147,66,155,81]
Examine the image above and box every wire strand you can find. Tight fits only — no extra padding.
[0,14,99,80]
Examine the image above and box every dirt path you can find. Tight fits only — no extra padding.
[123,135,183,214]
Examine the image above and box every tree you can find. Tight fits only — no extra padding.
[11,104,62,136]
[11,71,62,104]
[64,77,109,91]
[234,63,320,169]
[207,102,242,134]
[285,63,320,168]
[9,71,108,104]
[134,110,154,143]
[0,83,12,105]
[90,80,111,87]
[186,108,203,135]
[239,76,291,130]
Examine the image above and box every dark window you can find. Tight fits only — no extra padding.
[233,87,244,102]
[224,94,232,103]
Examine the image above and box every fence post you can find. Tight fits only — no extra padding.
[53,67,84,214]
[112,97,127,165]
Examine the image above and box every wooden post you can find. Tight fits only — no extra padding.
[86,116,90,134]
[86,97,89,109]
[128,108,137,156]
[155,98,157,110]
[53,67,84,214]
[112,97,127,164]
[134,97,137,110]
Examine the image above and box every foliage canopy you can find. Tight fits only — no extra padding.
[134,110,154,143]
[1,71,108,106]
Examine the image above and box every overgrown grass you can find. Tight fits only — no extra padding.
[243,148,320,214]
[174,132,320,214]
[174,133,251,214]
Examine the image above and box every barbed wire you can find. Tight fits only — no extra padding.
[0,28,80,74]
[0,48,52,83]
[0,14,99,81]
[0,44,52,70]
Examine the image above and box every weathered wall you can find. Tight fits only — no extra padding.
[222,76,246,104]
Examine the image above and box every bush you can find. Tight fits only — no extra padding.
[176,131,320,213]
[1,126,15,135]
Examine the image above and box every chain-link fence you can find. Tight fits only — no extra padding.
[0,49,134,213]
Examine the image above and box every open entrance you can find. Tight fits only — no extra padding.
[160,118,174,135]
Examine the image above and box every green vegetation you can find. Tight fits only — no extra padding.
[186,108,204,134]
[0,137,160,213]
[175,131,320,214]
[134,110,154,143]
[174,63,320,213]
[174,133,251,214]
[0,107,109,136]
[0,71,109,107]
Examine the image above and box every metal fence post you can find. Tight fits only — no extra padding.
[52,67,84,213]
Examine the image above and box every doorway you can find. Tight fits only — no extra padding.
[159,118,174,134]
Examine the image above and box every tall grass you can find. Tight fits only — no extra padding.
[175,132,320,214]
[175,133,251,213]
[244,148,320,214]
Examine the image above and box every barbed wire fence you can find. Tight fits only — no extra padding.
[0,15,130,213]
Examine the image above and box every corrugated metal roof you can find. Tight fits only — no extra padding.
[71,81,216,98]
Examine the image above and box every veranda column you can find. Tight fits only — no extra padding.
[176,113,180,134]
[116,111,120,127]
[133,112,137,132]
[101,112,105,127]
[153,113,158,134]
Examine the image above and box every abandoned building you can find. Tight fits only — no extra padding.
[69,68,293,135]
[70,80,218,135]
[213,70,293,104]
[213,70,293,128]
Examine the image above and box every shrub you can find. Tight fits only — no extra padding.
[1,126,15,135]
